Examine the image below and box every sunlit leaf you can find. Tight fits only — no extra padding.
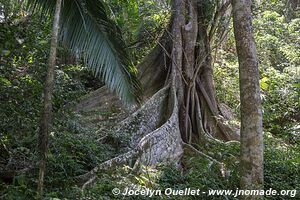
[27,0,141,103]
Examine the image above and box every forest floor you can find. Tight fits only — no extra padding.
[1,87,299,200]
[65,88,299,200]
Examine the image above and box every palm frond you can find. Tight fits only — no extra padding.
[28,0,141,103]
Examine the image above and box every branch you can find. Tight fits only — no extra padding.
[208,0,231,42]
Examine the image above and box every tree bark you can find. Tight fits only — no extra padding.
[37,0,62,198]
[285,0,300,21]
[232,0,264,199]
[77,0,240,187]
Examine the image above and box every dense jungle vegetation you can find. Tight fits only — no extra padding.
[0,0,299,199]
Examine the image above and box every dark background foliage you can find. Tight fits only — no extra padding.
[0,0,299,199]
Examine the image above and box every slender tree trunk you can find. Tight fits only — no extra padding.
[37,0,62,198]
[232,0,264,199]
[285,0,300,21]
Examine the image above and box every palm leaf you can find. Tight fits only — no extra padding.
[28,0,141,103]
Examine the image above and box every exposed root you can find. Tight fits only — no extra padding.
[196,79,240,141]
[115,86,171,147]
[183,142,228,178]
[183,142,222,165]
[73,0,241,188]
[76,84,183,188]
[75,150,140,189]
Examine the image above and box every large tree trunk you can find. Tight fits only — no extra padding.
[168,0,239,143]
[77,0,239,187]
[37,0,62,198]
[232,0,264,198]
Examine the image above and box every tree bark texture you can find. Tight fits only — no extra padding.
[77,0,240,187]
[232,0,264,198]
[37,0,62,198]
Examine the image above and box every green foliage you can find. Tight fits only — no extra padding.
[52,68,87,111]
[2,133,298,199]
[0,6,107,199]
[73,142,241,200]
[0,12,90,147]
[254,10,300,71]
[0,10,49,148]
[184,142,240,196]
[1,109,120,199]
[1,0,299,199]
[0,0,26,23]
[44,129,117,195]
[214,58,240,115]
[1,184,37,200]
[215,0,299,139]
[197,0,216,24]
[252,2,300,138]
[260,68,299,138]
[28,0,142,103]
[108,0,171,64]
[264,133,300,200]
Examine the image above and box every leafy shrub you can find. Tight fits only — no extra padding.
[264,133,300,200]
[260,68,299,139]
